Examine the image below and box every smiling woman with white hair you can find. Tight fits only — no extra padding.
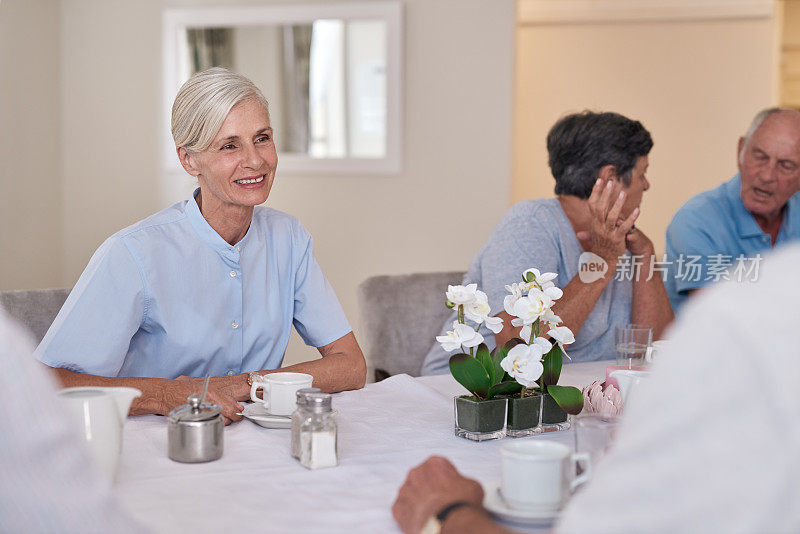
[36,67,367,423]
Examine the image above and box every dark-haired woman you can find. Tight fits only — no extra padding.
[422,111,673,373]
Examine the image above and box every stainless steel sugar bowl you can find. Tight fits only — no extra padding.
[167,393,224,463]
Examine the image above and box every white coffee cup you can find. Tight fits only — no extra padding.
[250,372,313,416]
[500,440,591,511]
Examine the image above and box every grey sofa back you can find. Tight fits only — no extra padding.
[358,271,465,380]
[0,288,70,343]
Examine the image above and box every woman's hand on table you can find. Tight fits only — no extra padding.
[52,368,244,423]
[171,377,244,425]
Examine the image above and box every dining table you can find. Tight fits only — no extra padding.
[115,361,609,533]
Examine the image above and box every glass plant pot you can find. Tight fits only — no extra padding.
[453,396,507,441]
[541,393,570,432]
[505,392,543,438]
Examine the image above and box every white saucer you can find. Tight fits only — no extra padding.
[240,403,291,429]
[483,483,559,526]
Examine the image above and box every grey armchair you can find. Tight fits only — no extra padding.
[358,271,465,381]
[0,288,70,343]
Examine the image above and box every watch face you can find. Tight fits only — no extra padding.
[420,516,441,534]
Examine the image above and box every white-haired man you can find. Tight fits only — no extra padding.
[665,108,800,312]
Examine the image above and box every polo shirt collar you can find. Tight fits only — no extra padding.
[781,191,800,238]
[726,173,768,239]
[184,188,252,260]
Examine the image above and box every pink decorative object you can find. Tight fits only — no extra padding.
[582,380,623,415]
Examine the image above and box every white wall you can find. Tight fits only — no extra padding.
[1,0,514,371]
[0,0,63,290]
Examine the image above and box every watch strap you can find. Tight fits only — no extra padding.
[436,500,475,522]
[420,501,476,534]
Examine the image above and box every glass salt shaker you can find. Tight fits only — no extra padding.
[291,387,321,459]
[299,392,338,470]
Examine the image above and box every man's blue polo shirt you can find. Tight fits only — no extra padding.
[665,173,800,313]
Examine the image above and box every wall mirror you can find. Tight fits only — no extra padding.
[163,2,402,175]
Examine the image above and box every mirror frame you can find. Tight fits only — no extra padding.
[162,2,403,175]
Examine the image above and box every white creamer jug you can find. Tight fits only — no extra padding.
[57,386,141,479]
[608,370,650,412]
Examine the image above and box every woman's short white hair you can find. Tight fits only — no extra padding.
[172,67,269,153]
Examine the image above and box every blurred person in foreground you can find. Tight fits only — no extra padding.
[395,243,800,533]
[36,68,366,423]
[422,111,673,374]
[665,108,800,313]
[0,306,147,533]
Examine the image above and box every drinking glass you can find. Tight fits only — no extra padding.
[614,324,652,368]
[573,413,620,471]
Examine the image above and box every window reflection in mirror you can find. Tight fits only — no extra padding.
[177,20,387,159]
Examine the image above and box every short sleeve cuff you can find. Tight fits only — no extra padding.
[303,325,353,348]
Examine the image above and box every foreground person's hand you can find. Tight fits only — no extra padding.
[164,379,243,425]
[393,456,485,534]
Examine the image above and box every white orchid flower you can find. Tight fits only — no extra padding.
[520,280,537,293]
[436,321,484,352]
[532,336,553,354]
[464,290,491,324]
[446,283,478,306]
[484,315,504,334]
[511,290,553,325]
[543,285,563,300]
[519,323,530,341]
[547,325,575,361]
[500,343,545,388]
[547,326,575,347]
[503,282,524,315]
[540,310,563,329]
[519,322,555,349]
[523,268,558,286]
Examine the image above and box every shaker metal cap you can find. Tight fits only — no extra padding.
[305,392,333,412]
[295,387,322,407]
[168,393,222,423]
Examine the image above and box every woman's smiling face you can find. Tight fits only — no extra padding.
[180,97,278,213]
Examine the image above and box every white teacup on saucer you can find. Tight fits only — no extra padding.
[500,441,591,512]
[483,483,559,526]
[250,372,313,416]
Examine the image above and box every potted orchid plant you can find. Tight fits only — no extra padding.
[436,283,523,441]
[501,268,584,431]
[437,269,584,441]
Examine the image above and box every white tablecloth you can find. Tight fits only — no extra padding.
[116,362,608,533]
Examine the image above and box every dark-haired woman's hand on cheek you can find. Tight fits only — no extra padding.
[625,227,655,258]
[581,178,639,264]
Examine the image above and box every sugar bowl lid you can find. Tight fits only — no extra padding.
[168,393,222,423]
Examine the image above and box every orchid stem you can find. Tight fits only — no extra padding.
[529,319,538,345]
[457,305,465,325]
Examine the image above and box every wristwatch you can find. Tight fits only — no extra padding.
[420,501,475,534]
